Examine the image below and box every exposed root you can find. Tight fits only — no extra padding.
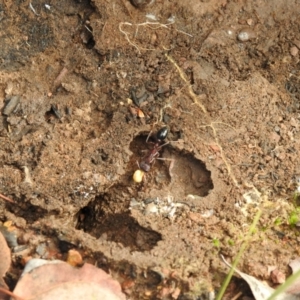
[166,53,239,187]
[157,103,172,123]
[119,20,187,54]
[165,53,207,113]
[119,22,144,54]
[120,24,238,187]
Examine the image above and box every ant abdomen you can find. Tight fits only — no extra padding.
[140,161,151,172]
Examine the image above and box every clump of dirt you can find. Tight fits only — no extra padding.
[1,0,300,298]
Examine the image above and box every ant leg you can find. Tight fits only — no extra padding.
[136,160,141,169]
[156,157,174,162]
[149,151,159,164]
[157,139,184,152]
[156,141,169,151]
[145,130,153,143]
[169,158,175,178]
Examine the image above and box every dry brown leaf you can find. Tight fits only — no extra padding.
[13,260,125,300]
[0,232,10,279]
[221,255,298,300]
[0,233,10,281]
[0,231,11,299]
[30,282,123,300]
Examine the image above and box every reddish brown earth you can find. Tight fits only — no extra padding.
[1,0,300,299]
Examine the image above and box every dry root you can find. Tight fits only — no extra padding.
[166,54,239,187]
[119,20,191,54]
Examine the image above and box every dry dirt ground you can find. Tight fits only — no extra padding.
[1,0,300,299]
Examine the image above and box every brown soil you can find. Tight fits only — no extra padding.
[1,0,300,299]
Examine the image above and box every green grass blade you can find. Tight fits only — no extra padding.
[216,210,262,300]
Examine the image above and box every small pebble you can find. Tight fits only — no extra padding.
[3,95,20,116]
[122,279,135,290]
[237,28,256,42]
[5,82,14,96]
[290,46,299,57]
[246,18,253,26]
[270,269,285,284]
[274,125,280,133]
[67,249,83,267]
[36,243,47,256]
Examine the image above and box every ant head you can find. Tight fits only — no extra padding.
[156,127,168,142]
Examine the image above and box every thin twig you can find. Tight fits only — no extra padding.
[0,193,14,203]
[232,291,242,300]
[53,67,68,87]
[29,2,40,16]
[176,29,193,37]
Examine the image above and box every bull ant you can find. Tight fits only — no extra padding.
[133,127,172,183]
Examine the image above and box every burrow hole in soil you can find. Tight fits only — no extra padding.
[76,131,213,251]
[129,132,214,197]
[76,193,162,252]
[128,132,172,187]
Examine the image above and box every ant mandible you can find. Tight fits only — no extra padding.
[133,127,169,183]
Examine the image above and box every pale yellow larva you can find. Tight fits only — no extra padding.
[133,169,145,183]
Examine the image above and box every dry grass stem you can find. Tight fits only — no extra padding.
[0,193,14,203]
